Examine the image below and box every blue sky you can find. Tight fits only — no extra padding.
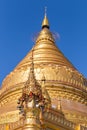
[0,0,87,85]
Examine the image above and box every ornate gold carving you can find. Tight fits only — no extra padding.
[0,108,87,130]
[1,65,87,104]
[65,112,87,126]
[0,11,87,130]
[0,111,19,124]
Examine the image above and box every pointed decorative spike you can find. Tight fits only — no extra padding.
[42,7,49,29]
[58,97,62,111]
[45,6,47,16]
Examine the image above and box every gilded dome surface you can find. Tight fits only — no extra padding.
[16,27,75,69]
[0,13,87,126]
[1,15,87,103]
[1,27,85,90]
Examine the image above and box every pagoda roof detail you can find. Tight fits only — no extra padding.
[1,14,87,106]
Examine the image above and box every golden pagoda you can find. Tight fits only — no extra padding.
[0,11,87,130]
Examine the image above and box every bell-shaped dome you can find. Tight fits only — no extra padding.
[0,12,87,126]
[1,14,87,103]
[16,27,75,70]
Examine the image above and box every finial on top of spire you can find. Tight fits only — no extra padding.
[45,6,47,16]
[42,7,50,29]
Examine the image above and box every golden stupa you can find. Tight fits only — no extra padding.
[0,11,87,130]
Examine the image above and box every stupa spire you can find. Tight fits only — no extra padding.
[42,7,50,29]
[27,47,35,87]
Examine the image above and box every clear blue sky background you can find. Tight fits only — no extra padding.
[0,0,87,85]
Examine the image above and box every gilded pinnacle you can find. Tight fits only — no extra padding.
[42,8,49,29]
